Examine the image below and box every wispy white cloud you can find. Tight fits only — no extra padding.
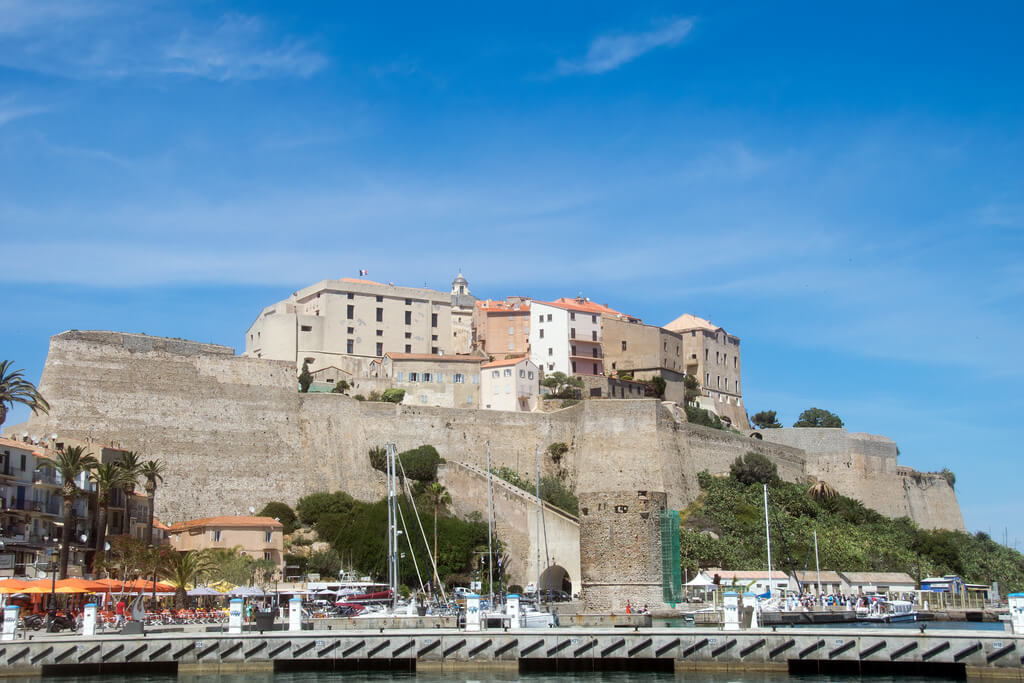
[0,96,46,126]
[163,14,327,81]
[0,4,327,81]
[556,18,694,75]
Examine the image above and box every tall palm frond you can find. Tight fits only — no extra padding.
[0,360,49,427]
[807,479,839,502]
[140,459,165,547]
[89,463,132,567]
[160,550,213,609]
[38,445,98,578]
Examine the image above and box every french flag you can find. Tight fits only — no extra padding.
[358,269,368,276]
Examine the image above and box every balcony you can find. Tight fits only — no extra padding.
[567,336,601,344]
[32,472,63,487]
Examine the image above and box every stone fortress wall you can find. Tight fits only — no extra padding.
[21,331,964,535]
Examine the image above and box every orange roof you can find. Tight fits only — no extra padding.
[338,277,385,286]
[475,299,531,313]
[384,353,485,364]
[0,436,41,452]
[153,518,171,531]
[542,297,634,318]
[168,516,283,533]
[481,356,531,368]
[663,313,721,333]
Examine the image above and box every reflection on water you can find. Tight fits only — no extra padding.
[30,670,970,683]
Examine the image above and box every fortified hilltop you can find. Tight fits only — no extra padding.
[20,330,964,535]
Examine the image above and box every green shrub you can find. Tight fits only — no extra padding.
[493,467,579,515]
[685,404,723,429]
[381,388,406,403]
[729,452,779,485]
[331,380,350,394]
[353,394,366,401]
[368,444,443,482]
[792,407,844,428]
[940,468,956,488]
[368,390,382,401]
[298,361,312,393]
[644,376,666,398]
[257,501,298,534]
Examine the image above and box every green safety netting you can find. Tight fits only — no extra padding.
[660,509,683,604]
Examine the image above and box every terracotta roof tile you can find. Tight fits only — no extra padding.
[168,516,283,532]
[384,353,485,364]
[481,356,531,368]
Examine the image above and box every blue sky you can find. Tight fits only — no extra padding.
[1,2,1022,547]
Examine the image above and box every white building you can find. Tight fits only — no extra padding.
[480,357,540,411]
[528,298,608,377]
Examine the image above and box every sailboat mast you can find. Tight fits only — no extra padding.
[486,442,494,607]
[814,529,821,596]
[535,445,541,602]
[763,483,773,600]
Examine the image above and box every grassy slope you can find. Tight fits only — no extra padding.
[680,472,1024,593]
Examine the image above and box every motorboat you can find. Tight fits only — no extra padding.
[859,599,917,623]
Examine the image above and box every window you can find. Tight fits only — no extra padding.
[508,341,514,350]
[705,349,709,360]
[572,361,577,372]
[472,375,479,384]
[592,363,598,374]
[300,325,312,332]
[621,340,627,351]
[405,344,412,353]
[528,371,534,379]
[492,370,500,378]
[724,378,729,390]
[548,347,553,356]
[547,363,554,371]
[571,345,577,356]
[454,373,465,383]
[405,311,412,325]
[346,339,354,353]
[431,313,438,327]
[705,371,710,385]
[376,295,383,302]
[419,372,429,382]
[431,346,438,354]
[538,315,543,323]
[736,381,740,393]
[405,298,412,305]
[376,329,383,336]
[467,395,473,403]
[264,551,273,561]
[376,342,383,356]
[692,331,696,337]
[421,394,427,403]
[508,326,514,335]
[347,293,354,299]
[347,327,354,333]
[591,315,597,323]
[717,375,721,388]
[376,308,383,322]
[347,305,354,319]
[592,330,597,341]
[547,314,552,322]
[265,531,272,543]
[212,530,222,542]
[431,334,437,341]
[503,368,512,377]
[405,332,412,339]
[571,327,576,338]
[539,329,544,339]
[734,356,737,368]
[570,312,576,321]
[397,372,404,381]
[592,348,598,357]
[519,369,525,378]
[409,372,419,382]
[436,373,443,382]
[505,383,511,393]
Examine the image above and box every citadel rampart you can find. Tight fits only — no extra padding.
[20,331,963,534]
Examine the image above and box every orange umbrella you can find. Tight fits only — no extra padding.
[0,579,31,593]
[91,578,125,591]
[55,578,106,592]
[123,579,174,593]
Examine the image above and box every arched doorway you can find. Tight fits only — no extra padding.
[539,565,572,594]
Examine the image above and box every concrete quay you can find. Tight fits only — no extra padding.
[0,626,1021,679]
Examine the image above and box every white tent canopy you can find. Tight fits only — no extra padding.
[685,573,716,587]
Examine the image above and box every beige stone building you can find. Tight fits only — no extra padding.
[168,515,284,574]
[601,317,687,403]
[480,356,540,411]
[473,297,531,359]
[243,274,475,376]
[664,313,745,426]
[376,352,485,408]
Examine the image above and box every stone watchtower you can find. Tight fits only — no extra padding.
[450,272,475,354]
[579,490,671,611]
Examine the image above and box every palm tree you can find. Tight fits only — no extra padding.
[426,482,451,587]
[0,360,49,428]
[38,446,98,578]
[89,463,131,569]
[140,460,165,547]
[116,451,143,536]
[807,479,839,502]
[160,550,211,609]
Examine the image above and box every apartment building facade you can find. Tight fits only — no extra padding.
[528,298,615,377]
[480,356,540,411]
[473,297,531,359]
[243,274,475,376]
[663,313,745,426]
[168,516,285,574]
[600,317,687,404]
[376,352,485,408]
